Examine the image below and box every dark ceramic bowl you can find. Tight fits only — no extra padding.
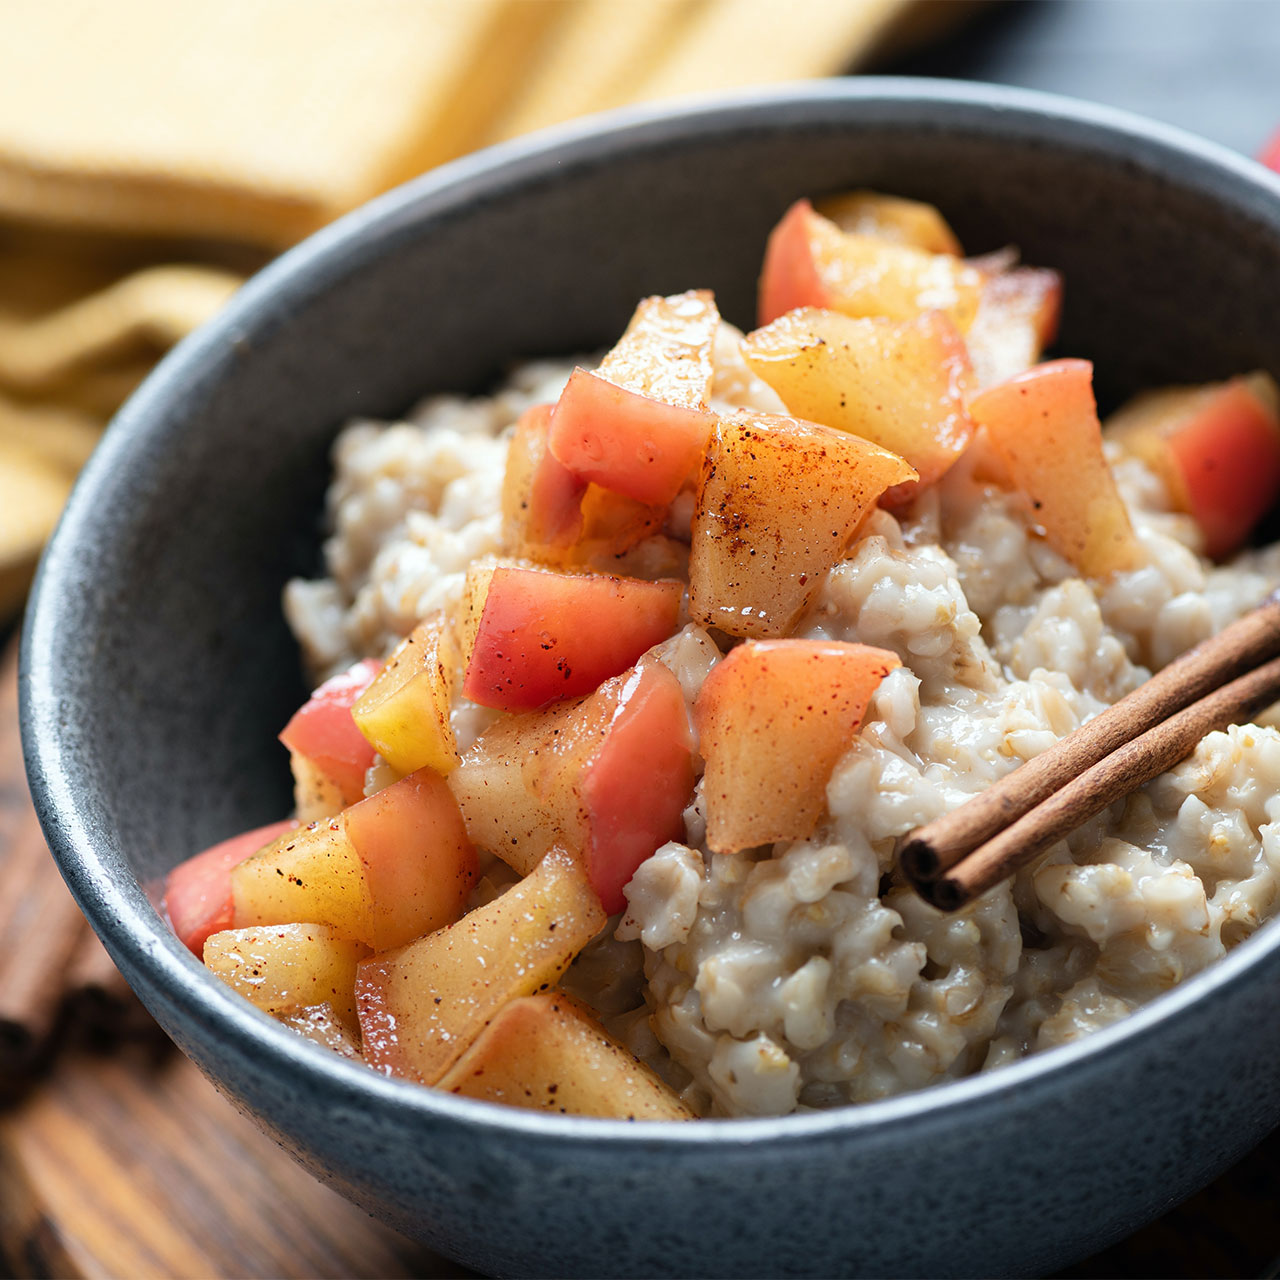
[21,79,1280,1278]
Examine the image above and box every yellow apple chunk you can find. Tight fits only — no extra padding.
[689,411,917,638]
[352,615,459,775]
[230,767,478,951]
[742,307,974,489]
[969,358,1143,578]
[276,1004,363,1059]
[596,289,719,408]
[289,749,345,822]
[203,923,370,1033]
[814,189,962,256]
[357,846,607,1085]
[437,991,693,1120]
[694,639,902,854]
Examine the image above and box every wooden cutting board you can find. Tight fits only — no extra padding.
[0,639,1276,1280]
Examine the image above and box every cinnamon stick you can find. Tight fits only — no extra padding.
[898,591,1280,887]
[902,650,1280,912]
[62,924,156,1044]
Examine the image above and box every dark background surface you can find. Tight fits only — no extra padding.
[886,3,1280,1277]
[888,0,1279,159]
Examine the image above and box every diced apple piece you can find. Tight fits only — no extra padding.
[278,658,381,806]
[276,1004,362,1060]
[352,615,459,775]
[965,266,1063,390]
[596,289,719,409]
[758,199,983,330]
[1105,372,1280,559]
[548,368,716,505]
[290,751,345,822]
[230,767,478,951]
[449,658,695,912]
[814,189,962,256]
[742,308,974,489]
[502,403,588,558]
[969,359,1143,577]
[502,404,665,567]
[689,411,917,638]
[164,819,297,956]
[203,923,370,1033]
[694,640,901,854]
[460,563,682,710]
[437,991,693,1120]
[358,845,607,1084]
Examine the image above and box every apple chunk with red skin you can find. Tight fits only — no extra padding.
[969,359,1143,578]
[689,411,917,639]
[230,767,478,951]
[741,307,974,490]
[449,657,695,913]
[357,845,606,1085]
[757,199,983,330]
[278,658,380,806]
[694,640,902,854]
[1105,372,1280,559]
[164,818,297,955]
[813,189,962,256]
[502,403,665,567]
[460,563,682,710]
[547,290,719,507]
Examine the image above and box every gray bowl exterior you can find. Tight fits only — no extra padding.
[20,80,1280,1278]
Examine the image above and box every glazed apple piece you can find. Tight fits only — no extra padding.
[965,266,1063,390]
[351,615,459,775]
[358,845,607,1085]
[548,368,715,506]
[449,656,695,912]
[688,411,917,638]
[813,189,963,256]
[547,290,720,506]
[203,923,370,1033]
[276,1004,362,1060]
[458,562,682,710]
[595,289,720,408]
[741,307,975,489]
[230,767,478,951]
[501,405,665,566]
[164,818,297,956]
[969,359,1143,578]
[694,640,901,854]
[1104,372,1280,558]
[278,658,381,807]
[436,991,693,1120]
[757,199,983,330]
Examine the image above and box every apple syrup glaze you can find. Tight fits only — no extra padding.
[284,326,1280,1118]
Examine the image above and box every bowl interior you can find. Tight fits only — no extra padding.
[21,79,1280,1276]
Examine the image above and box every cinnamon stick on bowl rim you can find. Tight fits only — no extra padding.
[897,590,1280,912]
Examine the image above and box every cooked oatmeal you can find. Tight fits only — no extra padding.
[283,321,1280,1118]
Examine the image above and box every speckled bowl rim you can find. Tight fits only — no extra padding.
[21,77,1280,1154]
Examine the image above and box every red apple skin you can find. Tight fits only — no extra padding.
[164,819,297,955]
[503,403,588,556]
[1261,129,1280,174]
[968,359,1142,578]
[278,658,380,804]
[579,661,695,914]
[1164,379,1280,559]
[461,566,682,710]
[758,199,828,326]
[344,767,479,951]
[547,367,715,506]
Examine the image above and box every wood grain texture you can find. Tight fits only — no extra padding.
[0,1047,466,1280]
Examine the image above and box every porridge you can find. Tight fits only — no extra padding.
[165,191,1280,1119]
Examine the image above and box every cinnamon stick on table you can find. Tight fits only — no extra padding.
[898,592,1280,911]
